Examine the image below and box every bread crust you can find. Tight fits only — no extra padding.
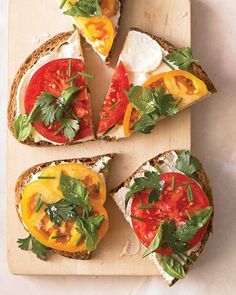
[16,153,114,260]
[111,150,213,286]
[8,30,96,147]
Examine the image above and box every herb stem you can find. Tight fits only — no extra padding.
[187,186,194,203]
[60,0,67,9]
[38,176,56,179]
[66,72,94,84]
[185,209,191,220]
[51,235,68,239]
[130,215,145,222]
[109,100,122,111]
[163,57,175,70]
[171,176,175,191]
[176,181,193,187]
[155,166,162,175]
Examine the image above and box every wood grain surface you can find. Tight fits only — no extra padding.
[7,0,191,275]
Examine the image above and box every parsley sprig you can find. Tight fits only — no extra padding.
[127,86,181,134]
[125,171,165,209]
[165,47,198,71]
[176,150,202,178]
[17,234,50,261]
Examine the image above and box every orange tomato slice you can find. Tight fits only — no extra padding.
[123,103,142,137]
[100,0,117,17]
[21,163,109,252]
[75,16,115,56]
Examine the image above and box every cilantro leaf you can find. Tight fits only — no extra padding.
[60,172,88,206]
[128,86,157,114]
[165,47,198,71]
[31,236,50,261]
[125,171,165,209]
[60,118,80,142]
[175,207,213,242]
[17,235,31,250]
[44,199,77,226]
[157,93,179,117]
[162,220,188,255]
[161,255,186,279]
[17,234,50,261]
[143,223,163,257]
[76,215,104,252]
[176,150,202,177]
[133,113,158,134]
[64,0,102,18]
[13,114,32,142]
[35,93,59,125]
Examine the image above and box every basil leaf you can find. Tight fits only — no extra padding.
[176,150,202,177]
[76,215,104,252]
[128,86,157,114]
[165,47,198,71]
[13,114,32,142]
[175,207,213,242]
[143,223,163,257]
[161,255,186,279]
[64,0,102,18]
[133,113,158,134]
[60,172,88,206]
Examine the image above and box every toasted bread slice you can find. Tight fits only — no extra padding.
[97,28,217,141]
[16,153,114,260]
[112,150,213,286]
[8,30,95,147]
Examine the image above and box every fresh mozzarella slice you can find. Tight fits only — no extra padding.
[120,30,163,73]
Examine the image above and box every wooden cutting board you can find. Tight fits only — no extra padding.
[7,0,191,275]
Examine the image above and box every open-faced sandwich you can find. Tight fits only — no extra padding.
[59,0,122,62]
[16,154,113,260]
[8,30,95,146]
[97,28,217,140]
[112,150,213,286]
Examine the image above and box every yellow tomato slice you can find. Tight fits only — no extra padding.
[39,163,106,206]
[100,0,117,17]
[75,16,115,56]
[143,73,167,90]
[123,103,142,137]
[164,70,208,101]
[21,163,109,252]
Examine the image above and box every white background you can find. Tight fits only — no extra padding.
[1,0,236,294]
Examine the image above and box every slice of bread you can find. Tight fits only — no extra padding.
[97,28,217,141]
[8,30,94,147]
[16,153,114,260]
[111,150,213,286]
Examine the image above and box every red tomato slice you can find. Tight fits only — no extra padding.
[131,172,210,255]
[24,58,93,143]
[98,61,130,134]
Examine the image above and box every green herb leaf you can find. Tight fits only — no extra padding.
[161,255,186,279]
[166,47,198,71]
[175,207,213,242]
[125,172,165,208]
[143,223,163,257]
[109,100,122,111]
[44,199,77,226]
[60,172,88,206]
[17,235,31,250]
[76,215,104,252]
[60,86,80,107]
[13,114,32,142]
[157,93,179,117]
[64,0,102,18]
[133,113,158,134]
[17,234,50,261]
[59,118,80,142]
[66,71,94,84]
[128,86,157,114]
[35,93,59,125]
[130,215,145,222]
[60,0,67,9]
[162,220,188,254]
[176,150,202,177]
[31,236,50,260]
